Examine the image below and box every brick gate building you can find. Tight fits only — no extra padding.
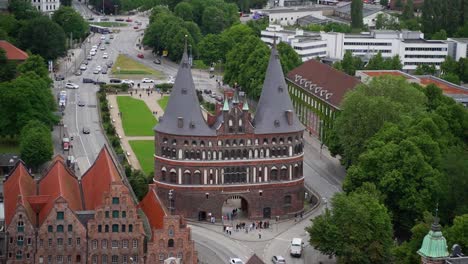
[153,43,306,220]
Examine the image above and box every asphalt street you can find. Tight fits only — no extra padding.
[60,2,346,263]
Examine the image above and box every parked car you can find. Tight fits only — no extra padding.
[102,53,108,59]
[95,80,106,85]
[106,61,113,67]
[88,17,95,21]
[75,70,82,76]
[271,256,286,264]
[101,67,108,74]
[80,64,87,70]
[78,101,85,107]
[109,34,114,39]
[100,46,106,51]
[83,78,95,84]
[141,78,155,83]
[65,82,79,89]
[126,18,132,22]
[168,76,175,84]
[100,17,109,21]
[115,18,124,21]
[137,53,144,59]
[133,26,139,29]
[153,59,161,64]
[82,60,88,65]
[93,68,100,74]
[55,74,65,81]
[87,55,92,61]
[82,127,90,134]
[100,35,105,40]
[121,79,134,86]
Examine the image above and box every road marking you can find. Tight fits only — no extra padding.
[74,92,91,167]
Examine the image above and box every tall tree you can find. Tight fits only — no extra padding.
[351,0,364,29]
[380,0,388,7]
[174,2,194,21]
[52,6,89,40]
[0,48,17,82]
[18,16,66,60]
[421,0,436,35]
[365,51,385,70]
[445,214,468,250]
[202,6,226,34]
[20,120,53,170]
[277,42,302,74]
[17,54,49,78]
[8,0,41,20]
[331,76,427,166]
[307,188,394,264]
[402,0,414,19]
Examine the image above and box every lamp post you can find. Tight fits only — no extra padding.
[102,0,105,15]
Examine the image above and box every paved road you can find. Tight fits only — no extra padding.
[62,2,346,263]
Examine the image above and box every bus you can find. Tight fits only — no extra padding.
[89,24,110,34]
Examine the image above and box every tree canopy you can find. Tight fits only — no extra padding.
[307,188,393,264]
[52,6,89,40]
[351,0,363,29]
[20,119,53,170]
[0,48,17,82]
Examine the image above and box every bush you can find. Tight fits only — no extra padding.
[155,83,173,93]
[100,83,130,92]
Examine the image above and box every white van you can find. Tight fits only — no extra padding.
[290,238,303,257]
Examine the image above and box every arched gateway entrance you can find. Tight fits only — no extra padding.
[222,195,249,220]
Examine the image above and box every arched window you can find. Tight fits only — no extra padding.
[183,171,191,185]
[170,170,177,183]
[105,225,109,232]
[161,168,167,182]
[288,137,292,143]
[192,140,197,146]
[200,141,205,147]
[281,167,288,180]
[225,140,230,146]
[163,138,168,144]
[279,138,284,144]
[270,167,278,181]
[232,139,237,146]
[272,138,277,144]
[168,239,174,248]
[184,150,189,159]
[172,139,177,145]
[129,224,133,232]
[184,140,189,146]
[263,138,268,144]
[193,171,202,185]
[168,226,174,237]
[240,139,245,145]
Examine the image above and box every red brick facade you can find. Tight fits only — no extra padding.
[36,198,87,264]
[86,183,145,264]
[6,205,35,263]
[146,215,197,264]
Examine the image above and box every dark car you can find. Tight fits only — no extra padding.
[153,59,161,64]
[82,127,90,134]
[203,89,212,94]
[95,80,107,85]
[115,18,124,21]
[137,53,144,59]
[106,61,113,68]
[55,74,65,81]
[83,78,95,84]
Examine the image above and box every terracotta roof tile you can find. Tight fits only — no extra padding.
[246,254,266,264]
[37,160,82,225]
[4,162,36,226]
[81,146,122,210]
[286,59,361,109]
[0,40,29,61]
[138,186,167,231]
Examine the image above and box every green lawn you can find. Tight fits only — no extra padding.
[90,22,127,27]
[117,96,157,136]
[111,54,163,78]
[157,96,170,110]
[129,140,154,175]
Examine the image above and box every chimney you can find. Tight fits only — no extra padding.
[285,110,293,125]
[177,117,183,128]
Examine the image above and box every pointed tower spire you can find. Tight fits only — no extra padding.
[223,98,230,111]
[253,40,304,134]
[242,99,249,111]
[154,36,214,136]
[417,210,449,263]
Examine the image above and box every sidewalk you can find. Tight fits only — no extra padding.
[188,215,311,243]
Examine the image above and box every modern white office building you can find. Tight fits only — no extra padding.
[31,0,60,15]
[261,25,452,71]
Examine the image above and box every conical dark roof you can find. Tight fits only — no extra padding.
[154,45,215,136]
[254,45,304,134]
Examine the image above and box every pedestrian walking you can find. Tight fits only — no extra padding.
[139,94,142,98]
[258,231,261,239]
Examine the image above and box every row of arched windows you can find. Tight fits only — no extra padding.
[161,135,303,147]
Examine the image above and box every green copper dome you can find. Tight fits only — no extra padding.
[417,217,449,260]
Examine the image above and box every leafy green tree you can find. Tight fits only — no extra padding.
[20,120,53,170]
[8,0,41,20]
[202,6,226,34]
[149,5,171,24]
[421,0,436,35]
[441,56,459,75]
[415,64,436,75]
[0,48,17,82]
[128,170,149,200]
[445,214,468,250]
[18,16,66,60]
[238,42,269,98]
[0,14,18,39]
[198,34,227,65]
[60,0,72,6]
[52,6,88,40]
[394,0,403,10]
[323,22,352,33]
[390,55,402,70]
[351,0,363,29]
[246,17,269,36]
[431,30,447,40]
[341,50,357,75]
[277,42,302,74]
[184,21,202,46]
[174,2,194,21]
[332,76,427,166]
[402,0,414,19]
[307,189,394,264]
[0,72,57,136]
[365,51,385,70]
[17,54,49,78]
[441,73,461,85]
[380,0,388,6]
[458,57,468,82]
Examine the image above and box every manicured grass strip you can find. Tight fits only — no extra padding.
[157,96,170,110]
[129,140,155,176]
[90,22,127,27]
[111,54,163,78]
[116,96,157,136]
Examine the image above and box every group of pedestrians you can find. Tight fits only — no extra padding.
[223,220,271,238]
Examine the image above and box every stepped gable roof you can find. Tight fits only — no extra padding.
[154,42,215,136]
[254,43,304,134]
[37,159,82,225]
[286,59,361,109]
[81,146,122,210]
[0,40,28,61]
[4,162,36,226]
[246,254,266,264]
[138,186,167,231]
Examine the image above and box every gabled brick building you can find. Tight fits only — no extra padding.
[4,147,197,264]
